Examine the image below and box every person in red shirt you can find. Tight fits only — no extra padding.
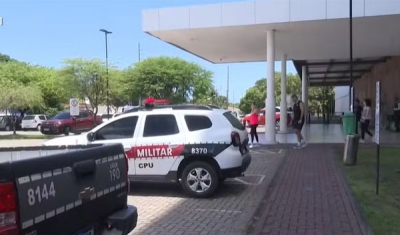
[249,105,259,148]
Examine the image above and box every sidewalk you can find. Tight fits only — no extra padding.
[253,145,369,235]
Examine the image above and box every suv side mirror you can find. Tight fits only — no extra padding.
[87,132,95,141]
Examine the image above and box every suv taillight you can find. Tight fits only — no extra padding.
[0,182,18,235]
[231,132,241,147]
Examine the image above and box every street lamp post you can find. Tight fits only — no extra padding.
[99,29,112,117]
[349,0,354,111]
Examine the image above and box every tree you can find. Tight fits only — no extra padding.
[0,61,61,116]
[0,53,18,63]
[238,73,301,114]
[124,56,214,104]
[29,66,69,115]
[59,58,107,120]
[308,86,335,122]
[108,69,130,111]
[0,81,43,133]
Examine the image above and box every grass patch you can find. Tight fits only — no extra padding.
[338,147,400,235]
[0,134,55,140]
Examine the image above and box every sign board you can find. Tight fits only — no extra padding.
[375,82,380,144]
[69,98,80,116]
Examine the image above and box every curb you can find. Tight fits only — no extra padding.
[245,150,289,235]
[333,150,376,235]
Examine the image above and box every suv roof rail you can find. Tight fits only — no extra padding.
[123,104,215,113]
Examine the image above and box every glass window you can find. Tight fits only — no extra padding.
[275,108,280,112]
[53,112,71,120]
[185,115,212,131]
[80,112,89,118]
[45,115,51,120]
[143,115,179,137]
[223,111,245,130]
[23,115,35,120]
[95,116,138,140]
[39,115,46,120]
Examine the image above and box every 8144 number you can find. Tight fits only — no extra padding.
[27,182,56,206]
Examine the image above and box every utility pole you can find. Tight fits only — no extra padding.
[99,29,112,117]
[138,43,142,105]
[226,66,230,109]
[233,91,235,110]
[138,43,141,62]
[0,17,3,26]
[349,0,354,111]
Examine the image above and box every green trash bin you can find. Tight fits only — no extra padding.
[342,112,356,135]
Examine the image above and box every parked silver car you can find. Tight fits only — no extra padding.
[21,114,50,131]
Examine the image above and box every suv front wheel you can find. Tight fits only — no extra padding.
[181,161,219,198]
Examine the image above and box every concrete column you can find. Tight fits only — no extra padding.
[301,65,308,124]
[266,30,276,143]
[279,54,288,133]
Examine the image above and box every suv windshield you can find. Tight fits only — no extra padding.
[53,112,71,120]
[23,115,35,120]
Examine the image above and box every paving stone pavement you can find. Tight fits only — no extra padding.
[253,145,367,235]
[128,147,285,235]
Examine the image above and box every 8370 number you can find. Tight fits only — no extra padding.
[191,148,208,154]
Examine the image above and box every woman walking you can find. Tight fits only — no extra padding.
[360,98,374,143]
[249,105,259,148]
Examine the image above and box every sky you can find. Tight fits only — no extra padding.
[0,0,297,103]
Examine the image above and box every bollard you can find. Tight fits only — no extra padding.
[343,134,360,166]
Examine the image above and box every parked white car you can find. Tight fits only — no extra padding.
[21,114,50,131]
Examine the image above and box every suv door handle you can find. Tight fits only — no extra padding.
[168,144,179,148]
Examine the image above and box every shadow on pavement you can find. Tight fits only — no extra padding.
[129,181,248,199]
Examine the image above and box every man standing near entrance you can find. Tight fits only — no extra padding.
[394,96,400,132]
[291,95,307,149]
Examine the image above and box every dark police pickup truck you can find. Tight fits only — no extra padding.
[0,144,137,235]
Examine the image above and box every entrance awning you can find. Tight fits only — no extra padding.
[293,57,388,86]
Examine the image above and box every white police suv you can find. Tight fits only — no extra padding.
[43,101,251,197]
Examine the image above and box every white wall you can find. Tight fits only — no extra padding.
[334,86,350,114]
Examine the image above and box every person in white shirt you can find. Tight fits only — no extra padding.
[360,98,373,143]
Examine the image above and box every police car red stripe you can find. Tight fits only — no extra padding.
[125,143,232,159]
[125,145,185,159]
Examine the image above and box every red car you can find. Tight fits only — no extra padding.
[242,107,292,127]
[40,110,102,135]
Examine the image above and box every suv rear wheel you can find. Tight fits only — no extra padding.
[181,161,219,198]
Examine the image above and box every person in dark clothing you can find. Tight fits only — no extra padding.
[291,95,307,149]
[394,97,400,132]
[353,99,363,134]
